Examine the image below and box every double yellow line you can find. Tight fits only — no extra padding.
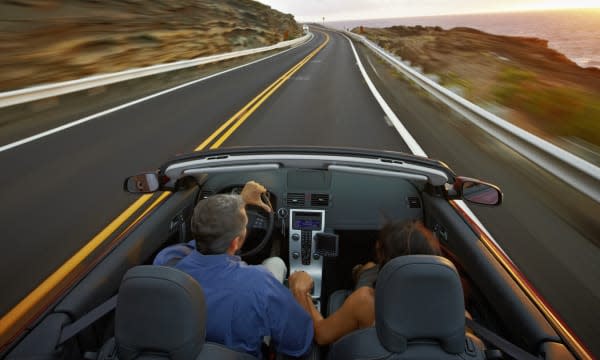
[0,31,329,348]
[196,32,330,150]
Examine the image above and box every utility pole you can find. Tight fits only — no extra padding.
[322,16,325,25]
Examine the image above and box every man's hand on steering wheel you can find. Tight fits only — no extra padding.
[239,181,274,258]
[241,181,272,213]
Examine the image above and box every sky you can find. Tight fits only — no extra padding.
[257,0,600,22]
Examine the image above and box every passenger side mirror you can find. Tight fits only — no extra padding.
[124,173,160,193]
[452,176,503,206]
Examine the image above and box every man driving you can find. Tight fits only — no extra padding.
[153,181,313,358]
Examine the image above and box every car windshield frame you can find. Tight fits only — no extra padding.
[158,146,457,186]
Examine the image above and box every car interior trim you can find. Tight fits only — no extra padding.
[0,193,157,348]
[165,154,448,187]
[184,164,280,176]
[449,200,593,359]
[328,165,428,182]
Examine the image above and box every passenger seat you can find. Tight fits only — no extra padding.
[328,255,485,359]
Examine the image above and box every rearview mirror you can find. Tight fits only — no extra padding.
[453,176,503,206]
[124,173,160,193]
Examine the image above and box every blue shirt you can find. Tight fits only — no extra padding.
[155,244,313,358]
[153,240,195,266]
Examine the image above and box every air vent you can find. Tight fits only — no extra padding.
[407,196,421,208]
[287,193,305,206]
[311,193,329,207]
[199,190,214,199]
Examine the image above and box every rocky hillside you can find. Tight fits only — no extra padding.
[356,26,600,148]
[0,0,301,91]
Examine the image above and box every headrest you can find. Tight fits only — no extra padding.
[375,255,465,354]
[116,266,206,360]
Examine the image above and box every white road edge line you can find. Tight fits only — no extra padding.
[0,34,316,154]
[343,33,508,259]
[366,57,381,79]
[344,34,426,157]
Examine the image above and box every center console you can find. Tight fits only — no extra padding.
[288,209,327,305]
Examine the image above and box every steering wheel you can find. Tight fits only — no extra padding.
[218,185,275,258]
[240,202,275,258]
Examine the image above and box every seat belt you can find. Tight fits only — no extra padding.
[58,256,188,346]
[466,318,541,360]
[59,294,118,345]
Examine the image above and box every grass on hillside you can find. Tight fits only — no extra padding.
[493,67,600,145]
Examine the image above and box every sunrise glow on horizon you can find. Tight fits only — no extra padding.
[258,1,600,22]
[507,1,600,11]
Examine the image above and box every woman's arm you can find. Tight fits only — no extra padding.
[289,271,375,345]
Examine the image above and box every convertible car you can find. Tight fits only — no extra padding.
[2,147,592,359]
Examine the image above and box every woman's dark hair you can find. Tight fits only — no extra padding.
[376,220,441,268]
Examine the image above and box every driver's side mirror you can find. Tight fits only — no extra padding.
[450,176,503,206]
[124,173,160,193]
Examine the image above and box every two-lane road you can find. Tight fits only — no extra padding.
[0,29,411,314]
[0,30,330,314]
[1,26,598,355]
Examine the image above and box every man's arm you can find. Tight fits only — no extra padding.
[289,270,323,322]
[262,275,314,357]
[289,271,375,345]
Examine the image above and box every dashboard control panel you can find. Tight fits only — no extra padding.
[289,209,325,299]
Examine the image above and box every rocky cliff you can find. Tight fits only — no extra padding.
[0,0,301,91]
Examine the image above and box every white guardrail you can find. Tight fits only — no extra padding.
[346,31,600,203]
[0,33,311,109]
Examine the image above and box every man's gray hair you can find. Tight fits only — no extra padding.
[191,194,246,254]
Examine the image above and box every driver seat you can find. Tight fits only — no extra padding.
[328,255,485,359]
[98,265,256,360]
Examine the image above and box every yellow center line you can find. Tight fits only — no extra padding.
[194,60,302,151]
[199,32,330,150]
[211,33,330,149]
[0,30,330,347]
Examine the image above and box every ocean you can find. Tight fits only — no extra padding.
[329,9,600,69]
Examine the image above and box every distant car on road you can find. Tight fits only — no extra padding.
[303,24,309,33]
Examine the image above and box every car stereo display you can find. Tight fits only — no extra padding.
[292,212,322,230]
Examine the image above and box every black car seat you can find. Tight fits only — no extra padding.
[328,255,485,360]
[97,265,256,360]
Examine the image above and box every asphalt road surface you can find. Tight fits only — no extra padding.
[0,26,598,355]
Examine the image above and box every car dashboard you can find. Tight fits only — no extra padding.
[197,168,425,307]
[199,168,425,230]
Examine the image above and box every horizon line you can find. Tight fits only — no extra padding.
[298,7,600,24]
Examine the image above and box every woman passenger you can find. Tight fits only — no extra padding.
[289,220,442,345]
